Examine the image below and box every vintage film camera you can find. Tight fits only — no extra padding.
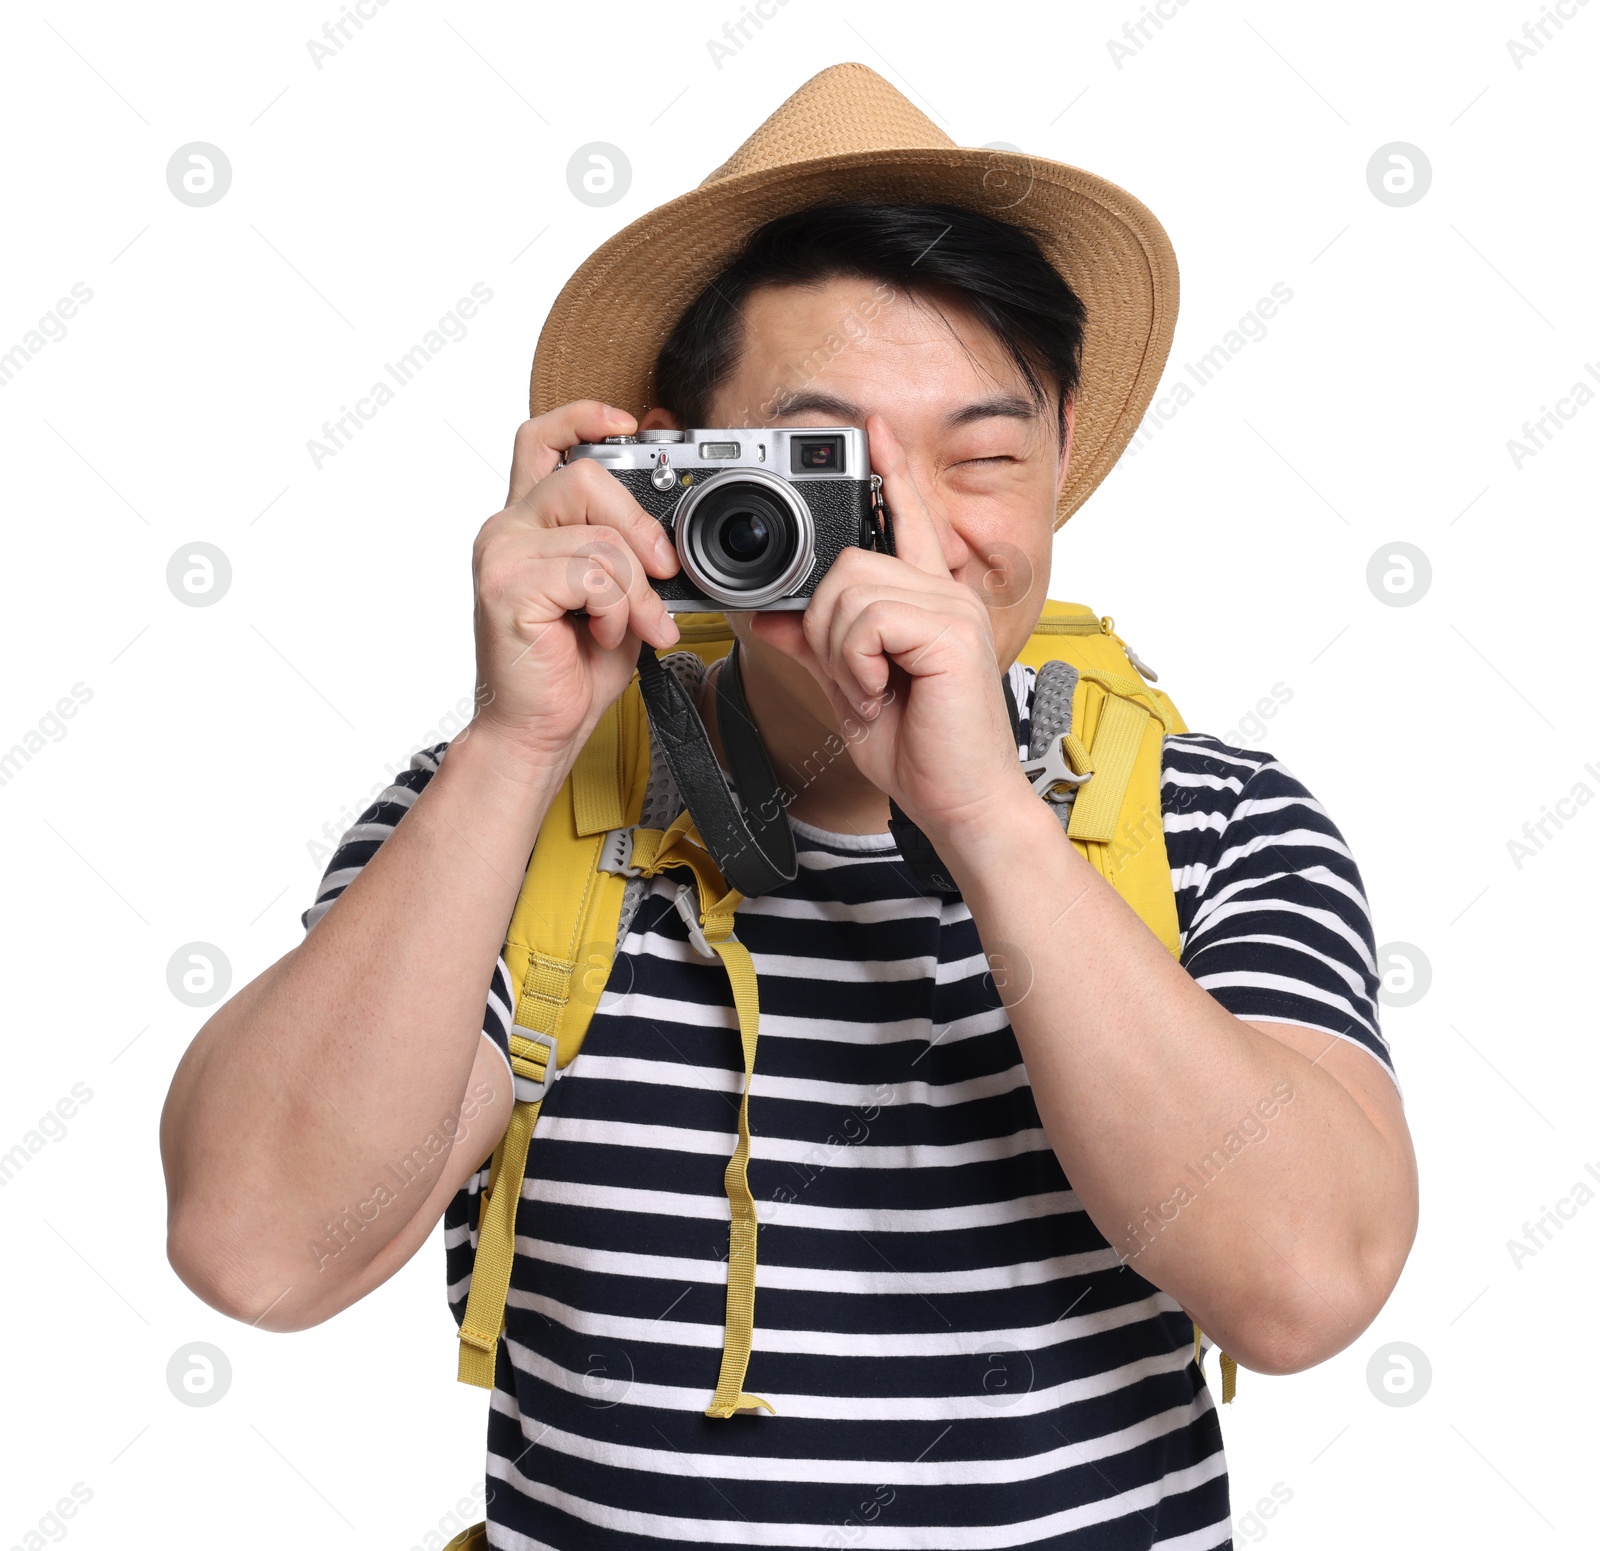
[566,427,891,611]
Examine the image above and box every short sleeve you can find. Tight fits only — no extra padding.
[301,743,451,935]
[1161,732,1397,1091]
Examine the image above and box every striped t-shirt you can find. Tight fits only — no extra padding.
[302,655,1397,1550]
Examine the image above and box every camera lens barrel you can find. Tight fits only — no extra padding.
[672,469,816,609]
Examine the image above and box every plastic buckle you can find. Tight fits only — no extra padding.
[597,826,644,877]
[509,1025,561,1103]
[1022,736,1094,803]
[672,883,719,960]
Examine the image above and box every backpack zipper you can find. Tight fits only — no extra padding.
[1035,611,1160,682]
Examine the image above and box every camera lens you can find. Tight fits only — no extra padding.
[721,510,769,560]
[674,472,815,609]
[699,488,789,585]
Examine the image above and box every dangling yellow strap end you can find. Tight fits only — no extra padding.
[704,1393,776,1418]
[457,1332,498,1389]
[455,1099,539,1391]
[1192,1320,1239,1405]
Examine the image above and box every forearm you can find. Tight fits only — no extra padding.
[936,780,1406,1371]
[161,722,563,1319]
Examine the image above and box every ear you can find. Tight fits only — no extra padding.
[1056,394,1076,493]
[639,405,683,432]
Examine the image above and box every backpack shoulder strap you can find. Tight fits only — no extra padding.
[1019,601,1187,961]
[456,618,738,1390]
[508,686,655,1064]
[455,686,653,1387]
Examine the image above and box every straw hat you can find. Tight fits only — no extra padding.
[530,62,1179,529]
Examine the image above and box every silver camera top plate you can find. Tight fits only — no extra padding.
[569,426,869,479]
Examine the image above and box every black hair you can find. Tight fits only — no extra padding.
[653,202,1087,436]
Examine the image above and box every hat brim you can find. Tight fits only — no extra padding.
[530,147,1178,530]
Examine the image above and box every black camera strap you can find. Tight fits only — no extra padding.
[635,638,1021,905]
[634,638,798,898]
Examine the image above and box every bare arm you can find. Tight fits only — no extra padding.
[160,400,683,1331]
[940,791,1417,1376]
[761,412,1416,1377]
[160,728,562,1330]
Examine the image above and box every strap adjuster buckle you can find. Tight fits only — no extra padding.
[598,826,644,877]
[508,1025,561,1103]
[672,883,719,961]
[1022,736,1094,802]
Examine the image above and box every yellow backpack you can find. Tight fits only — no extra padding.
[451,599,1236,1432]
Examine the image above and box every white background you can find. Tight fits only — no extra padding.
[2,1,1596,1546]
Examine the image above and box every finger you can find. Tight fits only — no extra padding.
[866,412,950,578]
[536,524,679,651]
[834,591,991,701]
[804,544,947,640]
[496,523,679,650]
[514,456,681,582]
[485,538,640,659]
[506,400,637,505]
[818,581,892,708]
[803,553,958,706]
[825,587,961,707]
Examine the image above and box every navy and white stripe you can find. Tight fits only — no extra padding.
[303,657,1393,1549]
[1155,730,1395,1090]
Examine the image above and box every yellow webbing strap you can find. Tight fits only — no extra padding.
[1067,680,1165,844]
[1061,732,1094,780]
[626,813,775,1417]
[571,705,626,837]
[1193,1322,1238,1404]
[456,697,647,1391]
[702,921,770,1417]
[457,1035,552,1387]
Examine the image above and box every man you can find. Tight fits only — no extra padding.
[162,64,1416,1548]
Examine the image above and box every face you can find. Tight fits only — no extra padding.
[640,275,1073,708]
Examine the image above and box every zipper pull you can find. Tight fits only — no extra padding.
[1098,614,1159,683]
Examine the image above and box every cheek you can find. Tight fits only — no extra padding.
[973,542,1038,606]
[947,531,1049,665]
[959,522,1051,658]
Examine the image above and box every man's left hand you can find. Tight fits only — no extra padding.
[749,412,1035,849]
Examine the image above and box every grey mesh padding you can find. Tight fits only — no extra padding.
[1029,659,1080,831]
[615,650,720,954]
[1029,659,1079,756]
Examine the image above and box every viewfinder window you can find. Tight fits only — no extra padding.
[791,435,843,474]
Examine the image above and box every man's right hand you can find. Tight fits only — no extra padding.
[468,400,681,768]
[162,402,687,1333]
